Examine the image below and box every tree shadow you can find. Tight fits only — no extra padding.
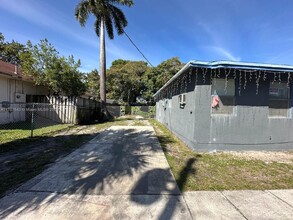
[130,157,197,219]
[0,127,172,219]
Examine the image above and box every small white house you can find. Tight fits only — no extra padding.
[0,60,48,124]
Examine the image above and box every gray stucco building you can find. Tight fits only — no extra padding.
[154,61,293,151]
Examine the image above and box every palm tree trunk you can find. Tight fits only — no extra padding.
[99,17,110,121]
[100,17,106,105]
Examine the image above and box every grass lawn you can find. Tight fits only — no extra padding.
[149,119,293,191]
[0,122,72,145]
[0,118,131,197]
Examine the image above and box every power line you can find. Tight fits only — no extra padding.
[123,30,154,67]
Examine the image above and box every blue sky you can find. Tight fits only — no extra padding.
[1,0,293,72]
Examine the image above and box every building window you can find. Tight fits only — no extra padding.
[269,82,290,117]
[211,78,235,115]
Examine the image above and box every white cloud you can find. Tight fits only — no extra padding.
[197,22,220,44]
[0,0,100,48]
[0,0,139,59]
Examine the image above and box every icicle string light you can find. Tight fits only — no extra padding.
[263,70,267,81]
[156,65,293,101]
[179,77,181,93]
[195,68,198,85]
[217,68,221,78]
[273,72,277,84]
[203,68,207,83]
[210,69,213,86]
[213,69,217,86]
[185,73,188,92]
[255,71,262,95]
[189,68,192,84]
[287,72,291,88]
[238,70,242,96]
[244,71,247,90]
[224,68,230,94]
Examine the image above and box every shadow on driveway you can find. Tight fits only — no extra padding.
[131,158,197,219]
[0,126,178,219]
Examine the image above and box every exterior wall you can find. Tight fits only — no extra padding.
[0,76,9,102]
[0,74,49,124]
[0,75,25,124]
[156,68,293,151]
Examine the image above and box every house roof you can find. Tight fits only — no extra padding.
[0,60,22,78]
[154,60,293,97]
[0,60,32,81]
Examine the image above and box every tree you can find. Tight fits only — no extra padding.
[20,39,59,86]
[85,69,100,99]
[20,39,86,96]
[142,57,184,102]
[107,59,148,104]
[75,0,134,119]
[0,32,27,64]
[0,33,5,53]
[48,56,86,96]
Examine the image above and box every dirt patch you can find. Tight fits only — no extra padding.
[226,151,293,164]
[0,125,102,174]
[128,119,150,126]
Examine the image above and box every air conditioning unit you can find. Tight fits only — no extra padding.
[15,93,26,103]
[179,94,186,105]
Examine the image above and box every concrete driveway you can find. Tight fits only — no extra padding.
[0,126,191,219]
[1,125,293,219]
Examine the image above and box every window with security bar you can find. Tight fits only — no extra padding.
[269,82,290,117]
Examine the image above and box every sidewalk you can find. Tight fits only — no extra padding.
[184,190,293,219]
[0,125,292,219]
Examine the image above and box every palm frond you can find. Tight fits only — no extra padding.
[109,5,128,35]
[76,0,131,38]
[75,0,90,27]
[108,0,134,7]
[94,16,102,37]
[105,13,114,39]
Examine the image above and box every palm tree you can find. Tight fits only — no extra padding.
[75,0,134,119]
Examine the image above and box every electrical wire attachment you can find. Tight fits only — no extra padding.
[123,30,154,67]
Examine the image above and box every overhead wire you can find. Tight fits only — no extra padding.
[123,30,154,67]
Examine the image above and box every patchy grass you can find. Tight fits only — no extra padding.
[130,120,149,126]
[0,122,72,145]
[0,118,130,197]
[131,120,145,126]
[149,119,293,191]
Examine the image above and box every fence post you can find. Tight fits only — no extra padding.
[30,103,35,137]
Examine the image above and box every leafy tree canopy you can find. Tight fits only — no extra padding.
[20,39,86,96]
[105,57,184,104]
[107,59,149,104]
[0,33,28,64]
[85,69,100,99]
[142,57,185,102]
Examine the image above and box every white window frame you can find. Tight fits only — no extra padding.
[268,82,290,118]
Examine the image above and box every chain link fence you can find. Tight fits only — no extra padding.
[0,103,75,145]
[107,105,156,118]
[0,101,154,146]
